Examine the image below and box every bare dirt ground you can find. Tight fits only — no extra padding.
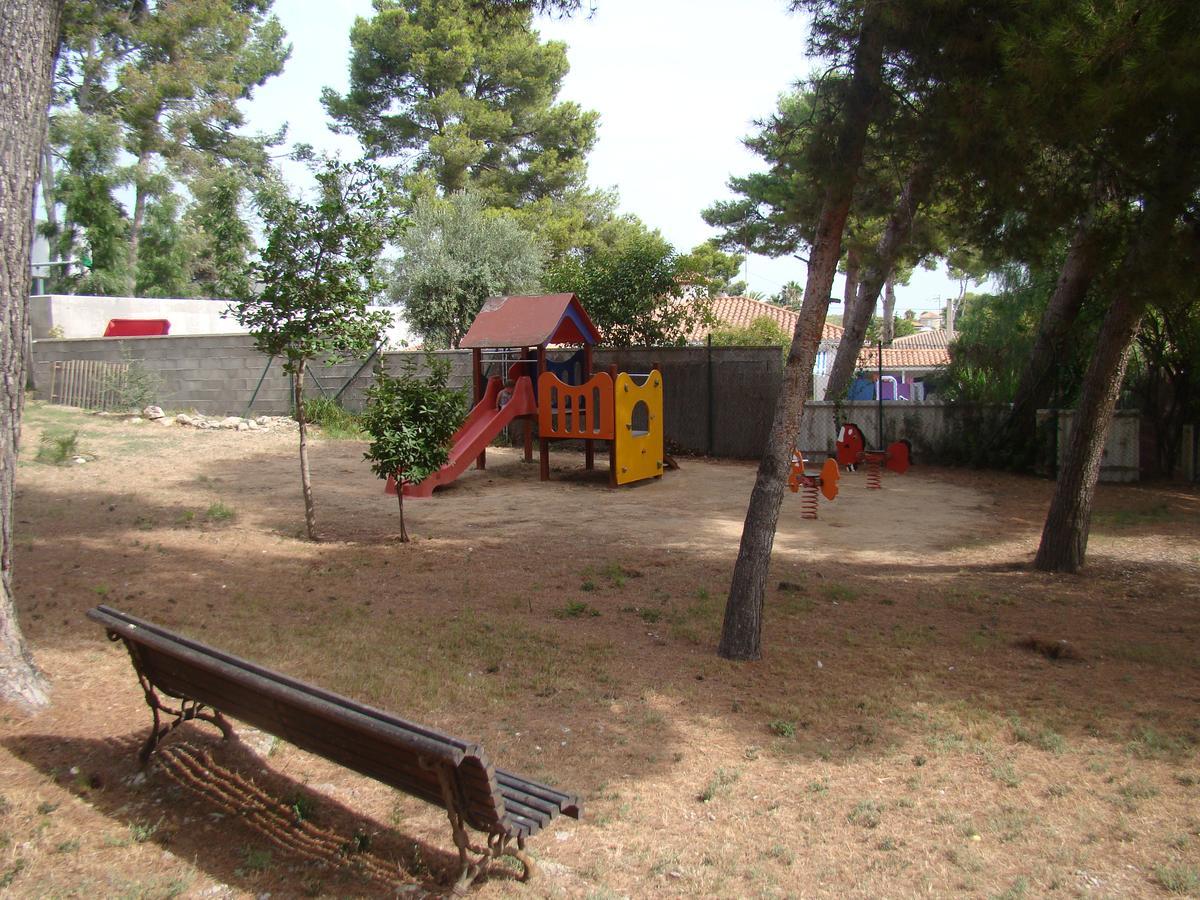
[2,402,1198,898]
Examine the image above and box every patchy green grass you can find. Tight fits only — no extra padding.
[1093,502,1177,528]
[129,818,160,843]
[821,582,859,603]
[205,502,236,522]
[1010,716,1066,754]
[848,799,883,829]
[556,600,600,619]
[302,397,364,440]
[698,767,741,803]
[236,847,273,876]
[1107,641,1197,668]
[1128,726,1193,760]
[1154,864,1200,895]
[769,719,796,738]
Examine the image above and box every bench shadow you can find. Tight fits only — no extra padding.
[4,729,524,897]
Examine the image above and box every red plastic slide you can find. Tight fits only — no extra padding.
[399,375,537,498]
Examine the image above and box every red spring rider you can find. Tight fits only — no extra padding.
[788,450,840,519]
[835,423,911,489]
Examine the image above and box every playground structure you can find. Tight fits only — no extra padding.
[835,422,912,489]
[399,294,664,498]
[788,450,840,519]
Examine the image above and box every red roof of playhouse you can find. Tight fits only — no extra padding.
[459,293,601,349]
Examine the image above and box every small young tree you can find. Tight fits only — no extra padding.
[232,158,396,541]
[360,357,467,542]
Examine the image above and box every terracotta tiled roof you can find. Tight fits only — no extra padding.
[690,295,842,343]
[855,345,950,370]
[891,329,952,350]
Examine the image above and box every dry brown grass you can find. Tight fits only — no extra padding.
[1,401,1198,897]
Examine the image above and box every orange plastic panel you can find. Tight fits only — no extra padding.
[820,457,840,500]
[538,371,614,440]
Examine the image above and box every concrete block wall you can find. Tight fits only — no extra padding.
[32,334,360,416]
[29,335,1140,476]
[30,337,786,455]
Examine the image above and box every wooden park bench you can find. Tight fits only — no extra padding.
[88,605,582,890]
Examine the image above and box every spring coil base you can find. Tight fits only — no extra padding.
[800,482,819,519]
[865,456,882,490]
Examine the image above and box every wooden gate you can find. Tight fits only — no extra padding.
[48,360,131,410]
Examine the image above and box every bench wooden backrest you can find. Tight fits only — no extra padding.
[88,605,507,834]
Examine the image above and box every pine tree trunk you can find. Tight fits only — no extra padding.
[882,275,896,343]
[126,148,152,295]
[1033,202,1172,573]
[293,362,317,541]
[842,248,860,315]
[719,13,885,661]
[1,0,63,711]
[1032,295,1143,572]
[1002,212,1103,444]
[39,138,59,264]
[823,160,933,399]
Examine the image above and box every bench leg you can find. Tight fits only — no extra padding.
[112,636,235,764]
[137,694,235,765]
[425,760,535,891]
[490,832,536,883]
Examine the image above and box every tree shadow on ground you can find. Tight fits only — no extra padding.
[4,729,499,897]
[11,456,1200,822]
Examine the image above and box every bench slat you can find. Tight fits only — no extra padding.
[497,770,582,819]
[91,606,481,758]
[130,652,468,800]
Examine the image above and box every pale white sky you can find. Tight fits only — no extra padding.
[243,0,963,316]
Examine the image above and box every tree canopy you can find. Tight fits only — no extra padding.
[544,231,712,348]
[361,356,467,542]
[44,0,289,297]
[324,0,597,210]
[391,190,545,349]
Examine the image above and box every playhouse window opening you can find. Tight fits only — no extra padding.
[630,400,650,437]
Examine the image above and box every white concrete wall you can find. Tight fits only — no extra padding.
[1056,409,1141,483]
[30,294,244,339]
[29,294,413,347]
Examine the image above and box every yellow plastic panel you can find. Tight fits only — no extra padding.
[613,371,664,485]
